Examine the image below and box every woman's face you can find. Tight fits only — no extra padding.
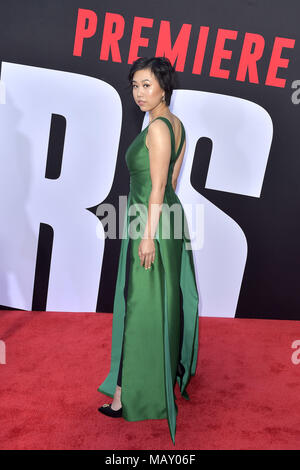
[131,68,165,112]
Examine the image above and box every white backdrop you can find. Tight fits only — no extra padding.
[0,61,272,316]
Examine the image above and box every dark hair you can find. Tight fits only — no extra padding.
[127,56,178,106]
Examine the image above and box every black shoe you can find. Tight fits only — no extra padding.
[98,403,123,418]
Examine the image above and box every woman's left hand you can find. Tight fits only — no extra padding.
[138,238,155,270]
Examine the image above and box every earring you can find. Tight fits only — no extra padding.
[162,95,165,102]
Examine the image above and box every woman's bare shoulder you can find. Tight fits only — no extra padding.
[145,118,171,149]
[146,118,171,140]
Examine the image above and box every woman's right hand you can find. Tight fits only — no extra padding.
[138,238,155,270]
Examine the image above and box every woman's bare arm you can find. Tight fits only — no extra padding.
[143,120,172,239]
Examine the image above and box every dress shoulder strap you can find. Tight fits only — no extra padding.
[175,121,185,159]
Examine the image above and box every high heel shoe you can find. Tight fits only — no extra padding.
[98,403,123,418]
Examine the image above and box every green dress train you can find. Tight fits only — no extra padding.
[97,116,199,444]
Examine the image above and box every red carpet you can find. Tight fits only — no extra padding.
[0,310,300,450]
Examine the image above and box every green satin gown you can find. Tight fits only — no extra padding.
[98,116,199,444]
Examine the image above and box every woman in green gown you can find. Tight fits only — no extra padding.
[98,57,199,445]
